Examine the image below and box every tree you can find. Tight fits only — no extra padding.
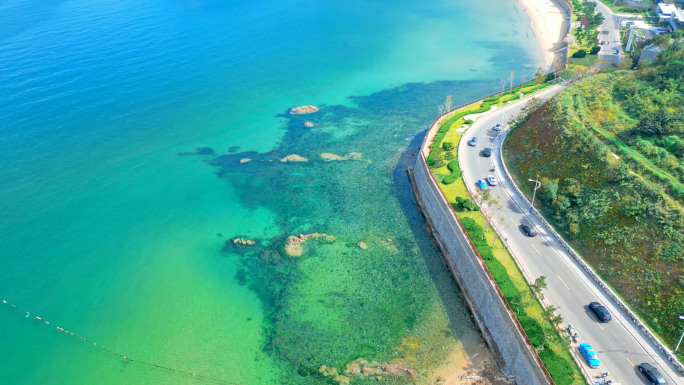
[444,95,453,117]
[590,46,600,55]
[533,276,547,300]
[618,57,633,70]
[534,67,546,84]
[509,71,515,92]
[572,49,587,58]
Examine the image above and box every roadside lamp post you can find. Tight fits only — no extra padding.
[528,179,541,214]
[674,315,684,355]
[500,112,508,128]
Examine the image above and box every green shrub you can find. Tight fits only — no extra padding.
[539,350,576,385]
[464,119,474,124]
[517,314,545,347]
[446,160,459,172]
[426,154,436,166]
[454,196,479,211]
[590,46,600,55]
[442,174,458,184]
[572,49,587,58]
[442,142,453,150]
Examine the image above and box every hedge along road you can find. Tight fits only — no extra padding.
[456,85,684,385]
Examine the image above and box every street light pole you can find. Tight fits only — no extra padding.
[674,315,684,355]
[528,179,541,214]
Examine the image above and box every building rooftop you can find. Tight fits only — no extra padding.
[658,3,677,17]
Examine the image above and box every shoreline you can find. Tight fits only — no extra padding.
[517,0,570,67]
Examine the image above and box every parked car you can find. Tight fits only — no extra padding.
[600,40,605,45]
[615,48,620,54]
[520,224,537,237]
[493,123,502,131]
[468,137,477,146]
[579,343,600,368]
[638,363,667,385]
[477,179,488,190]
[588,302,611,323]
[482,147,492,157]
[486,175,498,186]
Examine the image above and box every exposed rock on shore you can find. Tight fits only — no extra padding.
[284,233,335,257]
[320,152,362,161]
[304,121,315,128]
[280,154,308,162]
[289,105,319,115]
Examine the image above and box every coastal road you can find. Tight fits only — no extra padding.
[592,0,624,65]
[457,86,684,385]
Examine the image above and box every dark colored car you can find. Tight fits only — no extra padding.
[588,302,611,323]
[468,137,477,146]
[520,224,537,237]
[483,147,492,157]
[638,363,667,385]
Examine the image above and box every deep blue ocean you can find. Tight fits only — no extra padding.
[0,1,544,384]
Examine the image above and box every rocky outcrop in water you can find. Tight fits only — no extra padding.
[230,237,256,246]
[289,105,319,115]
[319,152,362,161]
[319,358,417,384]
[284,233,335,257]
[280,154,308,162]
[239,158,252,164]
[304,121,315,128]
[357,241,367,250]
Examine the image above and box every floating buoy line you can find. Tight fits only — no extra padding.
[2,298,241,385]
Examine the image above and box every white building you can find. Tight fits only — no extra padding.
[657,3,678,22]
[670,7,684,30]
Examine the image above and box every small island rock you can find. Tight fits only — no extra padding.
[304,121,315,128]
[280,154,308,162]
[230,237,256,246]
[239,158,252,164]
[289,105,319,115]
[320,152,363,161]
[284,233,336,257]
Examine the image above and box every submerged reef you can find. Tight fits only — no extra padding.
[201,79,505,384]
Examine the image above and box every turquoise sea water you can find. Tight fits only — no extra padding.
[0,0,544,384]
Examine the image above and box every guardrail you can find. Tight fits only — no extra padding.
[496,125,684,374]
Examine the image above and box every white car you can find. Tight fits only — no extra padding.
[486,175,498,186]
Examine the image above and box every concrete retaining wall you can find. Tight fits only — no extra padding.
[408,145,553,385]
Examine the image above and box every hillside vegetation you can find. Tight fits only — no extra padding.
[505,42,684,348]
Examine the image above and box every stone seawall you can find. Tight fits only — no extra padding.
[408,153,552,385]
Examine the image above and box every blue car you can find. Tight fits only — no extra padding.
[477,179,488,190]
[579,343,600,368]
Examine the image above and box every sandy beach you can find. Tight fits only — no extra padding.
[518,0,570,67]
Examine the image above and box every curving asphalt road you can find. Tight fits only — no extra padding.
[457,85,684,385]
[593,0,623,65]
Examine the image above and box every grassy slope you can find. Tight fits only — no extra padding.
[504,72,684,348]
